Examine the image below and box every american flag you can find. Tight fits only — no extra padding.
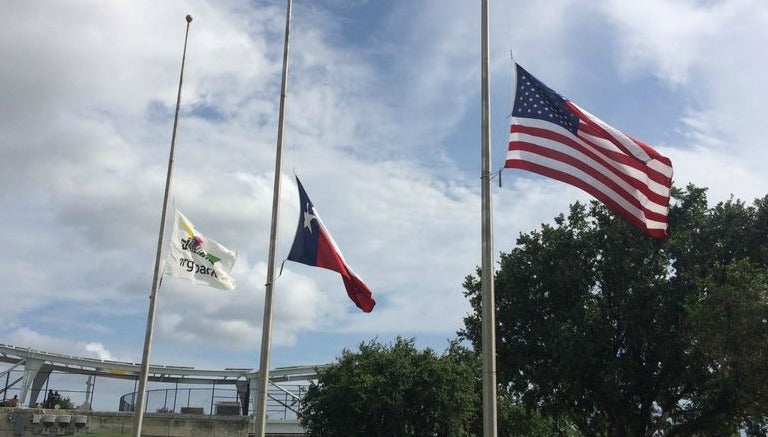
[506,64,673,238]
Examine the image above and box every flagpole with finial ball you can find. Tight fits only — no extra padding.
[132,13,193,437]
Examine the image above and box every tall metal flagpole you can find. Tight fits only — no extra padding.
[254,0,292,436]
[132,14,193,437]
[480,0,498,436]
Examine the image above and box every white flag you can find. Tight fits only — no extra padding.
[165,210,237,291]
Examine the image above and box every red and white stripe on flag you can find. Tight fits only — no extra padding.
[506,64,673,238]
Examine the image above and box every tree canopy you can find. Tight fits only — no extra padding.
[299,338,479,437]
[461,185,768,436]
[300,337,566,436]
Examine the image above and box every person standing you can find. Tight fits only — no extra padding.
[46,389,54,408]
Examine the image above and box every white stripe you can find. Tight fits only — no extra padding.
[579,132,671,197]
[511,117,670,198]
[577,131,674,179]
[312,207,368,281]
[647,159,674,179]
[507,150,668,230]
[510,129,669,214]
[575,106,674,178]
[578,131,627,155]
[311,207,349,265]
[570,102,652,163]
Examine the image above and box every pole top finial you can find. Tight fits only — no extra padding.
[186,14,193,23]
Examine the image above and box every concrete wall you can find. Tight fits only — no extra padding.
[0,408,304,437]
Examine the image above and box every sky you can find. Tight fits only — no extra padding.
[2,0,767,409]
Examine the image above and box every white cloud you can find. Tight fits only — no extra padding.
[668,147,768,203]
[84,342,114,361]
[1,0,766,373]
[600,0,768,179]
[601,0,733,84]
[5,327,126,361]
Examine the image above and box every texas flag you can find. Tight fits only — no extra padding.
[286,176,376,312]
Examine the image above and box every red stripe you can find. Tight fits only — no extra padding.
[508,144,668,224]
[566,102,673,167]
[342,274,376,313]
[315,227,376,313]
[576,124,673,179]
[567,101,646,161]
[573,114,637,160]
[510,127,670,207]
[506,159,668,238]
[631,135,672,167]
[511,124,671,188]
[509,139,669,215]
[315,229,346,275]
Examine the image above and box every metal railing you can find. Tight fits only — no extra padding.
[1,367,89,409]
[119,384,307,419]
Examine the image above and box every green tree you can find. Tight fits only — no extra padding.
[461,185,768,436]
[300,338,479,437]
[58,396,75,410]
[438,341,564,436]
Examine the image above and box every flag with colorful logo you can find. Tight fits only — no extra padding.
[286,176,376,312]
[165,210,237,291]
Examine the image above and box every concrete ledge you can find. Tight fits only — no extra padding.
[0,408,304,437]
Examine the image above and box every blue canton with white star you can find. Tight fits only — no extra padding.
[512,64,579,135]
[287,177,321,266]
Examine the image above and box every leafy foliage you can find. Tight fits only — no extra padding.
[461,185,768,436]
[300,338,479,437]
[58,396,75,410]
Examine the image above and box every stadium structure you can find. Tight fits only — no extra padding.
[0,343,322,436]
